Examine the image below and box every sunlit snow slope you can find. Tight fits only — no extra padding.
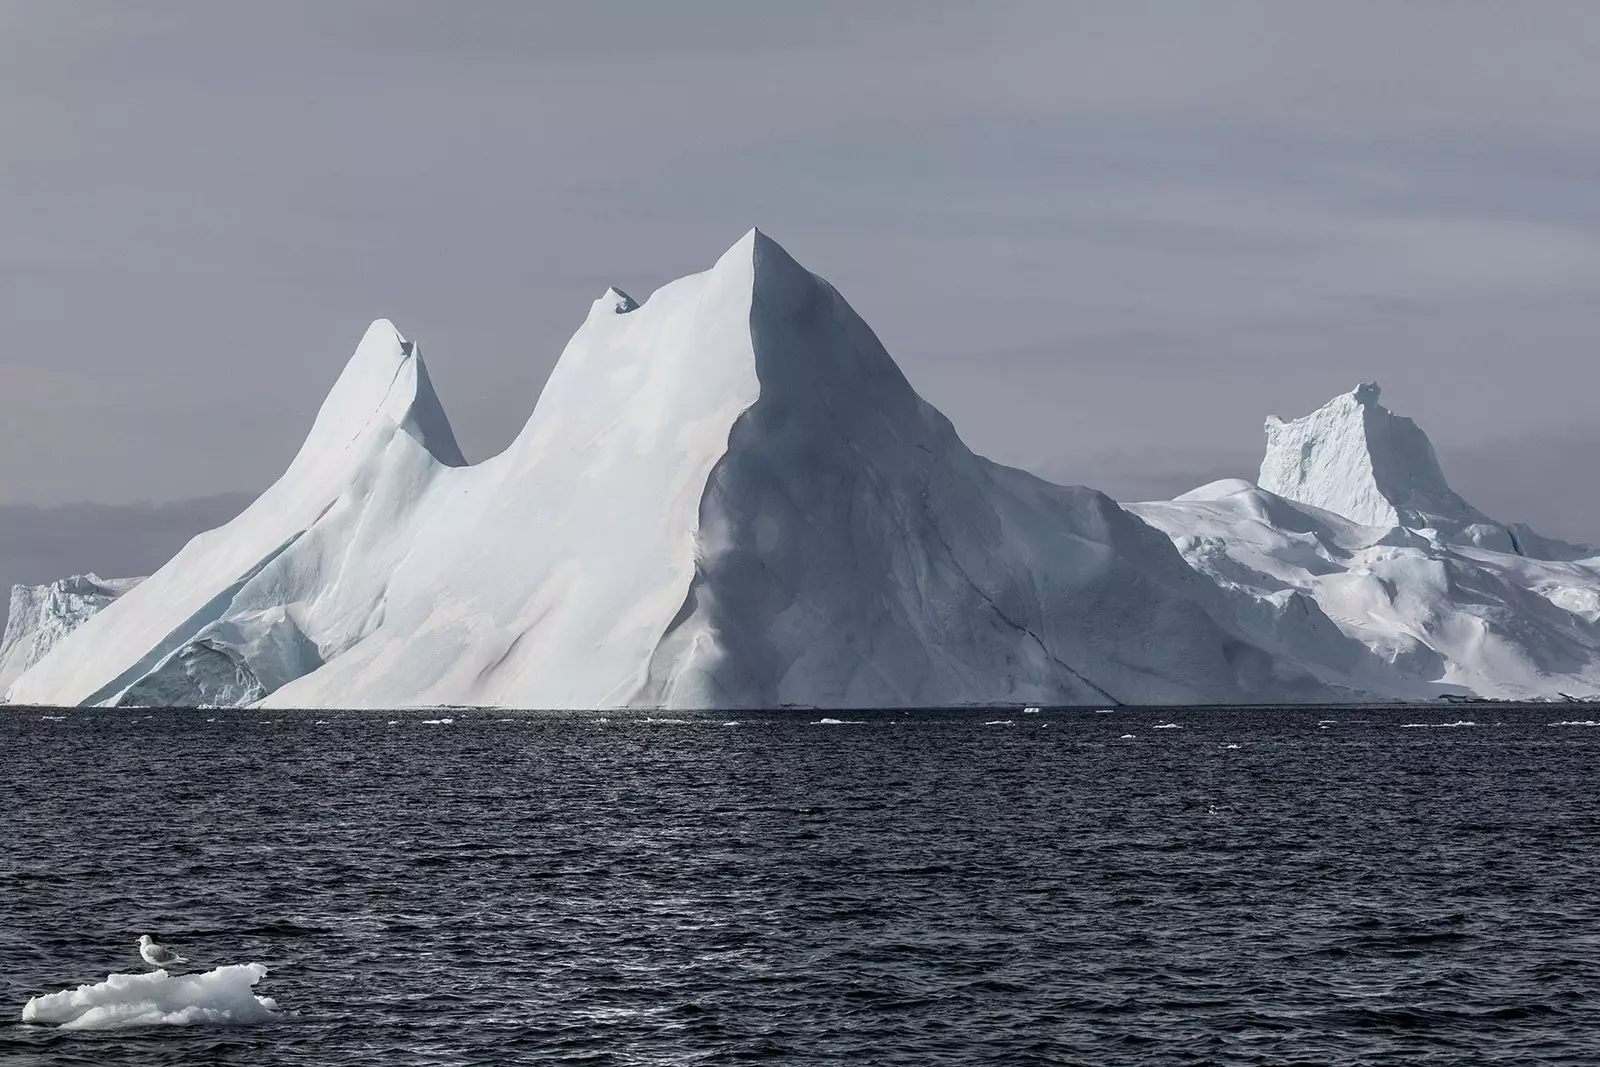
[6,321,464,707]
[7,231,1334,709]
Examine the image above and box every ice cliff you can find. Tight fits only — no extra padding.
[8,231,1600,708]
[0,574,142,693]
[1258,382,1585,558]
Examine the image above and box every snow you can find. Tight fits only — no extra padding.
[0,574,141,693]
[1256,382,1591,560]
[21,964,278,1029]
[1131,386,1600,701]
[1259,382,1478,530]
[7,320,464,707]
[8,230,1600,709]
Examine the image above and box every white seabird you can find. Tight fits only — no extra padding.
[137,934,188,968]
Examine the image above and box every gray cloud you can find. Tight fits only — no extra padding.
[1,2,1597,547]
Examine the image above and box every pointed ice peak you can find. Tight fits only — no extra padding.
[585,287,640,322]
[291,318,465,470]
[697,228,820,314]
[1259,382,1482,529]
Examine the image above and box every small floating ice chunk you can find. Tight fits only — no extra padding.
[1550,720,1600,727]
[41,715,65,721]
[419,717,454,725]
[984,719,1014,726]
[1222,743,1240,750]
[1022,707,1041,714]
[1119,733,1136,740]
[1094,709,1115,714]
[1400,721,1476,728]
[21,964,278,1030]
[811,718,864,725]
[1153,723,1181,730]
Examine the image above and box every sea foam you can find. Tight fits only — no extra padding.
[22,964,278,1030]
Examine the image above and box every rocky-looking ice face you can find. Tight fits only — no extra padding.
[0,574,142,696]
[1259,382,1481,530]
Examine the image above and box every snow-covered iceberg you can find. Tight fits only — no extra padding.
[0,574,142,693]
[1130,386,1600,700]
[8,231,1599,707]
[5,231,1332,709]
[21,965,279,1029]
[1258,381,1587,558]
[7,320,464,708]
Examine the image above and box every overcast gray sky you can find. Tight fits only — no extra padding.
[4,1,1600,564]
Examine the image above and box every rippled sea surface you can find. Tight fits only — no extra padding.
[4,705,1599,1065]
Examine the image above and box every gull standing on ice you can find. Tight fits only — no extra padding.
[137,934,187,969]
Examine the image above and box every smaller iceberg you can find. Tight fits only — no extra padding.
[21,964,278,1030]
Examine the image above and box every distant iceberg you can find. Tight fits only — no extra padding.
[0,574,141,693]
[1131,383,1600,699]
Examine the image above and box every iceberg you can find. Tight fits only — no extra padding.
[0,574,141,693]
[1258,382,1588,558]
[1131,386,1600,700]
[8,230,1600,707]
[21,964,279,1030]
[7,320,464,708]
[6,231,1331,709]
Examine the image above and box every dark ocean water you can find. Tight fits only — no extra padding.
[2,705,1598,1066]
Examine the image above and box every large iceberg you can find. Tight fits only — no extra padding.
[8,231,1600,707]
[5,231,1330,709]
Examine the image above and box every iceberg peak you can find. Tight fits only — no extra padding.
[290,319,464,470]
[1259,382,1481,529]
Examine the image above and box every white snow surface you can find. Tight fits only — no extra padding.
[1133,437,1600,700]
[8,230,1600,707]
[21,965,278,1029]
[1259,382,1477,530]
[1256,382,1588,560]
[7,320,464,707]
[0,574,142,693]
